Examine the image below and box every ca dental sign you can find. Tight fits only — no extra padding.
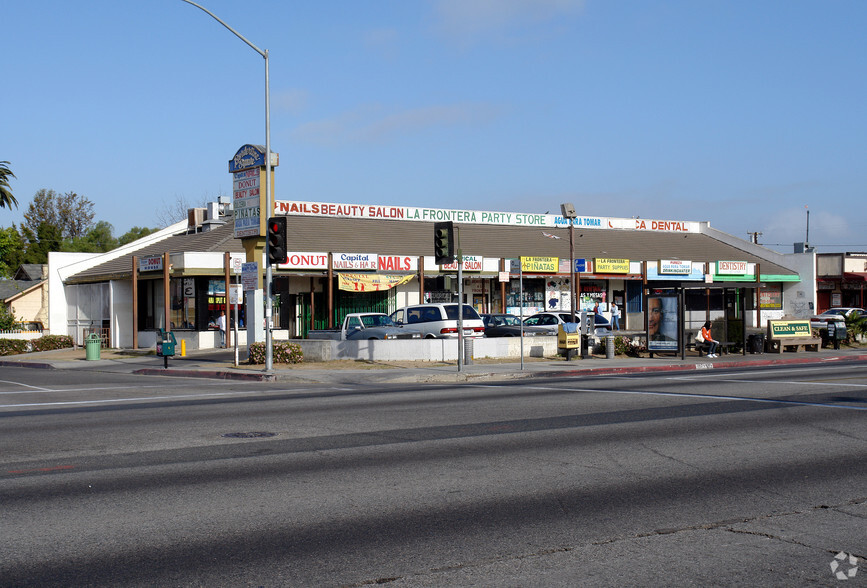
[275,200,701,233]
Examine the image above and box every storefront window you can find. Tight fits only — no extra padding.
[207,279,245,330]
[170,278,197,329]
[758,284,782,310]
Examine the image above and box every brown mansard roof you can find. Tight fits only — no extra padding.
[66,215,796,283]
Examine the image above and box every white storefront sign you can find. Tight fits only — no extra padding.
[441,255,483,271]
[659,259,693,275]
[378,255,417,272]
[333,253,379,270]
[717,260,749,275]
[275,200,701,233]
[279,253,329,270]
[139,256,163,272]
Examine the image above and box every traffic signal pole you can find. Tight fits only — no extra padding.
[457,227,463,373]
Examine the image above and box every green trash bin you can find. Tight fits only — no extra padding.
[85,333,101,361]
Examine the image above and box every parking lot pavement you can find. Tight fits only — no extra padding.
[2,345,867,385]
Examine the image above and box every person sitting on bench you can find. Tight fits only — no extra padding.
[701,321,719,358]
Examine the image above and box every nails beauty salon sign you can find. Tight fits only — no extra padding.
[275,200,701,233]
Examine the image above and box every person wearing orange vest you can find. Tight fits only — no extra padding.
[701,321,719,358]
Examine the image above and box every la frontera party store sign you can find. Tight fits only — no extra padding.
[274,200,702,233]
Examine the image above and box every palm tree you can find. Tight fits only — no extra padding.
[0,161,18,209]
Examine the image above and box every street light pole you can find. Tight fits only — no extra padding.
[180,0,274,370]
[561,203,578,359]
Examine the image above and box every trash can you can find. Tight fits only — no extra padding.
[606,335,615,359]
[463,337,474,365]
[85,333,101,361]
[748,333,764,354]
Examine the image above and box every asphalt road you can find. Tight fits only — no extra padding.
[1,363,865,586]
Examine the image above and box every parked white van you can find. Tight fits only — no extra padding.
[390,303,486,339]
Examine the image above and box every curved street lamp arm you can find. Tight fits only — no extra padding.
[180,0,267,59]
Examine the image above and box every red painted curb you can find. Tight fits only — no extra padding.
[132,368,275,381]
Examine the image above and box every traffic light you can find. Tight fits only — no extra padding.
[267,216,287,266]
[434,221,455,265]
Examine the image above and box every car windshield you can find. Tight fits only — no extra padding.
[361,314,395,327]
[820,308,848,316]
[444,304,481,320]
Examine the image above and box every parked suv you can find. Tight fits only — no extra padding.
[390,303,486,339]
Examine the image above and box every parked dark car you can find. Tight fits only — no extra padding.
[481,313,547,337]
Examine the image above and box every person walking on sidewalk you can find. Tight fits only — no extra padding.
[217,310,227,348]
[611,303,621,330]
[701,321,719,357]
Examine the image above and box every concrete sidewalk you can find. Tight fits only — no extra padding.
[3,345,866,384]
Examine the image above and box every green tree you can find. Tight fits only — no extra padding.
[0,226,27,278]
[65,221,118,253]
[21,222,62,265]
[24,189,95,240]
[118,226,159,247]
[0,303,18,331]
[0,161,17,210]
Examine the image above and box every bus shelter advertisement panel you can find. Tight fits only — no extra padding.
[648,296,679,352]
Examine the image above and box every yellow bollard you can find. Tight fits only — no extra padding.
[180,339,187,357]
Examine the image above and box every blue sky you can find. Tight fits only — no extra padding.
[2,0,865,254]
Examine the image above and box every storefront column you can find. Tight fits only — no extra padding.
[132,256,139,349]
[224,252,232,348]
[327,253,334,329]
[418,256,425,302]
[163,252,171,333]
[500,258,507,313]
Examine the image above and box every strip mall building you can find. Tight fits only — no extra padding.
[48,199,816,350]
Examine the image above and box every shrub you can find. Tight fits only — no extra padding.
[0,339,30,356]
[30,335,74,352]
[845,312,867,344]
[614,336,644,357]
[248,341,303,364]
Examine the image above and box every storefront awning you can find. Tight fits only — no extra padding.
[844,272,867,282]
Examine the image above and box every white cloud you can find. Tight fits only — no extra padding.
[363,28,400,60]
[274,89,308,115]
[291,102,504,146]
[432,0,585,40]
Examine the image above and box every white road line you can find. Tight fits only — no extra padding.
[524,385,867,411]
[0,380,53,391]
[666,377,867,388]
[0,382,239,396]
[0,390,265,409]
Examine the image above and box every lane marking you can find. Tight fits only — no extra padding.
[0,382,239,396]
[667,377,867,388]
[524,386,867,411]
[0,390,268,409]
[0,380,53,391]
